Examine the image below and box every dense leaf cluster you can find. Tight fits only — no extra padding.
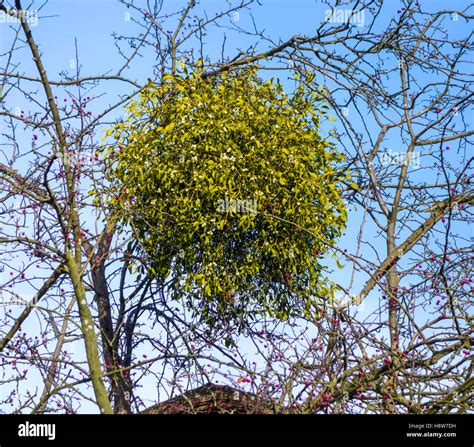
[103,66,347,324]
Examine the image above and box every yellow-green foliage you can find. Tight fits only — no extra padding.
[103,65,347,325]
